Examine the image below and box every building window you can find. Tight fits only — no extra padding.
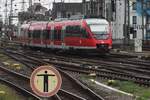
[148,17,150,24]
[132,16,137,24]
[132,2,136,10]
[147,1,150,8]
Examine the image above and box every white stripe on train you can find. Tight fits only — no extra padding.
[27,43,96,50]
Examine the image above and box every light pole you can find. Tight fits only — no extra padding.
[124,0,130,45]
[127,0,130,41]
[124,0,128,46]
[21,0,26,12]
[9,0,15,26]
[141,0,144,40]
[82,0,86,16]
[29,0,32,7]
[5,0,8,25]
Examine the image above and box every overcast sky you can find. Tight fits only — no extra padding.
[0,0,82,24]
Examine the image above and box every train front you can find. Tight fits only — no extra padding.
[86,19,112,53]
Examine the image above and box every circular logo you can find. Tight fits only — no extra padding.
[30,65,62,97]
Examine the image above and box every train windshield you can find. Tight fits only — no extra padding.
[89,24,109,35]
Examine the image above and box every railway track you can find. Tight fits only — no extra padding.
[5,48,150,86]
[0,50,83,100]
[0,64,68,100]
[0,65,40,100]
[20,48,150,68]
[1,49,105,100]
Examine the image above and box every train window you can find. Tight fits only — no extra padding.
[43,30,50,39]
[54,28,61,40]
[33,30,41,39]
[66,25,81,37]
[81,28,89,38]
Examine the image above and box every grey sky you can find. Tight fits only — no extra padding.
[0,0,82,23]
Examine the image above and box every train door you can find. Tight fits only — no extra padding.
[61,26,66,49]
[80,26,92,46]
[50,25,54,48]
[23,28,29,45]
[20,28,24,43]
[53,25,62,48]
[32,30,41,46]
[65,25,82,47]
[41,23,49,48]
[27,29,33,46]
[42,29,51,48]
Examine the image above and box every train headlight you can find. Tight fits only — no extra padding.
[101,41,104,44]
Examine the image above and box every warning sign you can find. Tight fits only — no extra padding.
[30,66,62,97]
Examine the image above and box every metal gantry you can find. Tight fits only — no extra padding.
[5,0,8,25]
[9,0,13,25]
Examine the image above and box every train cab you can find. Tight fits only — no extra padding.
[84,19,112,52]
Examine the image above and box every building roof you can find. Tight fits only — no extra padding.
[28,3,47,13]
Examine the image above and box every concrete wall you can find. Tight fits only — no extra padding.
[106,0,146,40]
[112,0,125,40]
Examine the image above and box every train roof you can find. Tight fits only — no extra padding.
[49,18,108,25]
[21,18,109,29]
[54,18,109,25]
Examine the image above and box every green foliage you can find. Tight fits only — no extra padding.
[0,84,22,100]
[108,80,150,100]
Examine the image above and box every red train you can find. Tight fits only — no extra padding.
[16,18,112,53]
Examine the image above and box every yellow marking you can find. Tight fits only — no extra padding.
[89,73,96,77]
[11,63,21,67]
[16,66,21,70]
[2,62,10,66]
[107,80,116,85]
[0,91,6,94]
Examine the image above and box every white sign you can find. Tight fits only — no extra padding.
[134,38,142,52]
